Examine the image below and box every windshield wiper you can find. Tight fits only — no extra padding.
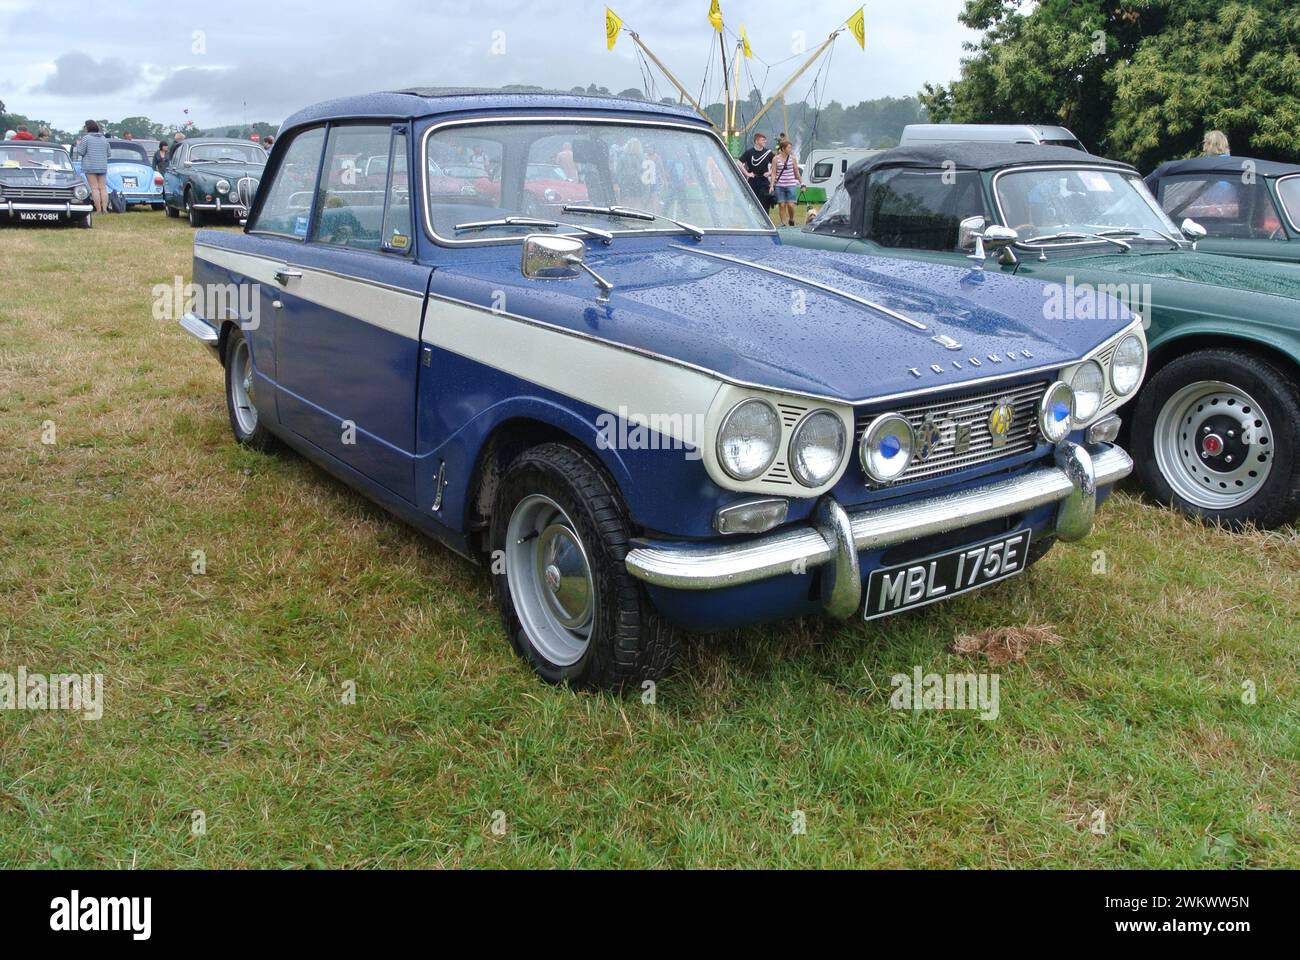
[453,216,614,245]
[1020,231,1132,252]
[1098,227,1182,250]
[563,204,705,241]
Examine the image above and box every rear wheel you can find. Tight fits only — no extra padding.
[223,328,277,451]
[490,443,678,689]
[1132,349,1300,529]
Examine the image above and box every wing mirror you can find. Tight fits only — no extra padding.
[960,216,1019,266]
[521,234,613,302]
[1180,218,1207,241]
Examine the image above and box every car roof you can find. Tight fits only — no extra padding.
[279,87,704,137]
[183,138,262,146]
[842,142,1133,194]
[1147,155,1300,181]
[2,140,65,150]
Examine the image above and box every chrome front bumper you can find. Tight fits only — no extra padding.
[625,442,1132,618]
[190,198,248,214]
[2,201,94,216]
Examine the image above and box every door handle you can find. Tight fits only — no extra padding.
[273,267,302,285]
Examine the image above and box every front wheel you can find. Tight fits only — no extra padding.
[1132,349,1300,529]
[490,443,678,689]
[164,201,179,218]
[223,328,278,451]
[76,213,93,229]
[186,191,205,228]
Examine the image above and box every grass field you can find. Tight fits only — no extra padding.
[0,212,1296,869]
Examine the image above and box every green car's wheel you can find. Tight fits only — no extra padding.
[1133,349,1300,530]
[186,189,206,228]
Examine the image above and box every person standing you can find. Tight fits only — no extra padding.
[1201,130,1231,156]
[153,141,170,173]
[13,125,36,141]
[768,137,802,227]
[73,121,110,214]
[738,132,773,213]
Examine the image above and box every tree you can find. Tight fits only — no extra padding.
[921,1,1300,167]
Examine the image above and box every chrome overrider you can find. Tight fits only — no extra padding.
[624,441,1133,618]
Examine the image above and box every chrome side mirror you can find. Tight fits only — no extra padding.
[1181,218,1207,241]
[958,216,987,252]
[521,233,613,302]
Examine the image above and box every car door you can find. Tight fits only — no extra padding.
[270,123,429,503]
[163,142,185,206]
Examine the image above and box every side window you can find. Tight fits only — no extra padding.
[864,169,987,251]
[1158,175,1285,240]
[811,160,833,182]
[250,128,325,239]
[809,182,856,236]
[314,125,394,249]
[380,130,412,253]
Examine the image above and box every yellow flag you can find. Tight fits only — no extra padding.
[708,0,723,33]
[605,7,622,50]
[848,6,866,50]
[740,24,752,58]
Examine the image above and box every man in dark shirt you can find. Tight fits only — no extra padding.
[739,132,773,211]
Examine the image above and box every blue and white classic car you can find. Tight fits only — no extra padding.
[105,138,164,209]
[179,89,1145,688]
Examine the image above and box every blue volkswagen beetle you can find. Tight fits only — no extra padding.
[106,138,164,209]
[178,89,1145,689]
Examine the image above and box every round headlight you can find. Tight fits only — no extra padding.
[789,410,847,487]
[717,399,781,481]
[216,179,231,194]
[1110,334,1144,396]
[860,413,914,484]
[1070,360,1105,423]
[1039,381,1076,444]
[74,184,90,200]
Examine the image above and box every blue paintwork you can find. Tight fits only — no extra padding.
[190,91,1133,632]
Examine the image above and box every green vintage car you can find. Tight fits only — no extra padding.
[1145,155,1300,265]
[784,143,1300,530]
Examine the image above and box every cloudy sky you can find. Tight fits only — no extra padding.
[0,0,976,131]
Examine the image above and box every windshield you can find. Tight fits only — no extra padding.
[109,142,150,164]
[424,120,771,240]
[995,167,1179,244]
[0,144,73,171]
[188,143,265,165]
[1277,177,1300,229]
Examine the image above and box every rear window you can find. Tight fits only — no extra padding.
[1156,174,1286,240]
[1277,177,1300,229]
[863,169,987,251]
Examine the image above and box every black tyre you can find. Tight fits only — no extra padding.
[223,328,278,451]
[1025,535,1055,569]
[76,213,93,229]
[490,443,678,689]
[1132,348,1300,529]
[164,201,179,218]
[186,190,205,228]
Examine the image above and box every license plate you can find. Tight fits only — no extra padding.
[17,211,59,221]
[864,529,1032,620]
[122,176,137,188]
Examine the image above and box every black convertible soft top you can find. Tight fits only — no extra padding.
[1146,154,1300,185]
[842,142,1135,196]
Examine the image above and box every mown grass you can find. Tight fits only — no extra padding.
[0,213,1296,868]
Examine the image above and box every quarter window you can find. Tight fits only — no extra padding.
[250,127,325,239]
[380,130,412,253]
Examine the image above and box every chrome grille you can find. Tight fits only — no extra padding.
[856,381,1048,484]
[235,176,259,209]
[2,187,75,200]
[1094,340,1119,409]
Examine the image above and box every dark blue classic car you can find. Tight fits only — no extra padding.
[0,141,93,227]
[179,89,1144,688]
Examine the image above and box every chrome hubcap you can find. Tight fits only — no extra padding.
[230,340,258,435]
[1154,380,1273,509]
[505,495,594,666]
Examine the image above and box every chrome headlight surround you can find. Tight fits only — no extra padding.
[860,412,915,484]
[73,183,90,200]
[215,179,231,195]
[1110,334,1145,396]
[1069,360,1105,425]
[1039,381,1075,444]
[716,398,782,482]
[789,409,847,487]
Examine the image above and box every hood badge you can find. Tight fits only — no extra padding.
[909,348,1035,378]
[988,399,1015,446]
[932,334,962,350]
